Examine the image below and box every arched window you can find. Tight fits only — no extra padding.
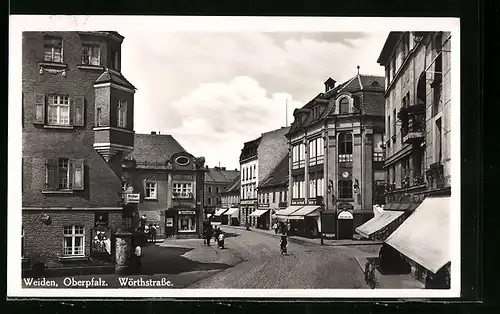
[339,97,350,114]
[338,133,353,162]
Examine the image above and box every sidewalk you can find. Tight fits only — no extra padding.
[157,237,241,266]
[354,256,425,289]
[220,225,383,247]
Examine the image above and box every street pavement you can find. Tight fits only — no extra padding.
[23,227,422,289]
[189,226,374,289]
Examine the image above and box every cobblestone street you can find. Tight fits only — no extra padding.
[189,226,372,289]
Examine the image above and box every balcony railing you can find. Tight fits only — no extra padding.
[292,160,306,169]
[338,154,353,163]
[172,192,193,199]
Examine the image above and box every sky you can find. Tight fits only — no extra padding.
[118,31,389,170]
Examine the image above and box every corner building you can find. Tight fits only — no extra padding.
[22,31,137,269]
[283,72,386,239]
[122,132,207,239]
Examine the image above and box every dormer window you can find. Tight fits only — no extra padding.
[339,97,350,114]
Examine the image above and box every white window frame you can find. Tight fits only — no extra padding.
[47,95,70,126]
[58,158,70,190]
[44,37,63,63]
[63,225,85,256]
[81,44,101,66]
[117,100,127,128]
[145,181,157,199]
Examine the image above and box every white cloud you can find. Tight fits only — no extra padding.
[118,31,388,169]
[165,76,302,169]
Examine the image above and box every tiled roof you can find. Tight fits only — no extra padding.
[205,168,240,183]
[126,133,186,168]
[287,74,385,136]
[259,154,289,188]
[95,68,136,90]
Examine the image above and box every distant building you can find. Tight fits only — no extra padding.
[284,71,386,239]
[219,175,241,225]
[22,31,137,271]
[372,31,452,287]
[256,155,289,230]
[204,166,239,217]
[122,132,206,238]
[239,127,290,227]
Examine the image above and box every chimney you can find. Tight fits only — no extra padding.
[324,77,336,92]
[151,131,156,135]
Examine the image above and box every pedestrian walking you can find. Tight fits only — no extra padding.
[150,224,157,243]
[134,244,142,273]
[206,224,213,246]
[273,222,278,234]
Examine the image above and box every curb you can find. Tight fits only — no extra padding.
[220,225,383,247]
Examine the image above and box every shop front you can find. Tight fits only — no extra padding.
[286,205,321,238]
[165,207,200,238]
[249,208,270,230]
[223,207,240,226]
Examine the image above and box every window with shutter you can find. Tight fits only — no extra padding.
[73,96,85,126]
[34,93,45,124]
[72,159,85,190]
[45,158,59,190]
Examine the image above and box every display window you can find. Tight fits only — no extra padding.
[178,215,196,232]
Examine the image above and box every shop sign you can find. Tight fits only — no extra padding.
[240,200,254,205]
[338,211,353,220]
[125,193,140,204]
[166,218,173,227]
[178,210,196,215]
[291,199,305,205]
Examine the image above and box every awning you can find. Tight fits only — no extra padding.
[249,209,269,217]
[385,196,451,274]
[214,208,228,216]
[384,203,401,210]
[275,205,303,219]
[355,210,405,240]
[224,207,239,217]
[287,205,321,219]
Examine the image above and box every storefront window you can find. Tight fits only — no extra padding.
[178,215,196,232]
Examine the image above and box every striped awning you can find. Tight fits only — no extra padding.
[249,209,269,217]
[214,208,228,216]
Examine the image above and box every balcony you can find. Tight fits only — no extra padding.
[399,104,426,145]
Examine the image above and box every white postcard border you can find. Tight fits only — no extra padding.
[8,15,461,298]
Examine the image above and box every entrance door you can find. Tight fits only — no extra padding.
[337,211,354,240]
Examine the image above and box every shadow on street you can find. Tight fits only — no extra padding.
[140,245,231,275]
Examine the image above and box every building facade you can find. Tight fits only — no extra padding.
[220,175,240,210]
[204,166,239,217]
[375,31,452,286]
[284,72,386,239]
[122,132,206,238]
[22,31,137,270]
[239,127,290,227]
[256,155,289,230]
